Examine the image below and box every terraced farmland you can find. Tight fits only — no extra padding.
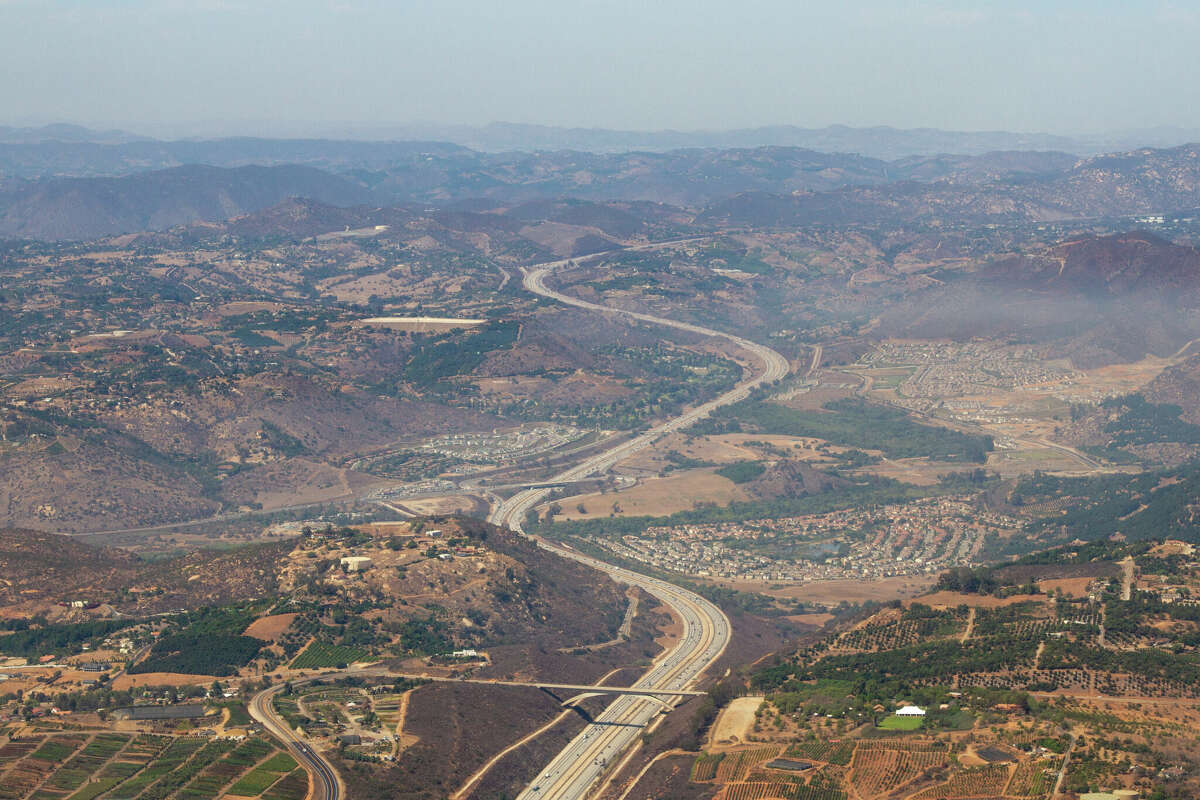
[0,732,293,800]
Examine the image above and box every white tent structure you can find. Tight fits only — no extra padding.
[896,705,926,716]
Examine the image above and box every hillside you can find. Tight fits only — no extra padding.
[699,143,1200,227]
[0,164,375,239]
[882,232,1200,367]
[0,527,292,612]
[4,142,1199,241]
[0,517,630,661]
[742,459,849,501]
[0,371,499,532]
[983,232,1200,299]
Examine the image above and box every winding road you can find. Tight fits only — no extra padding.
[486,256,791,800]
[250,248,793,800]
[249,682,343,800]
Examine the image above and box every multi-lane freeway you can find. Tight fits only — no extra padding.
[486,255,791,800]
[248,248,792,800]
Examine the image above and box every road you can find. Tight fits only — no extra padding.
[807,343,822,377]
[1051,733,1078,798]
[249,682,342,800]
[486,255,790,800]
[1120,555,1135,601]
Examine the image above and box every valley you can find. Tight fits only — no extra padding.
[4,130,1200,800]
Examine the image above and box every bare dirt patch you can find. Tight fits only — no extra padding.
[710,696,764,747]
[111,671,222,689]
[1036,577,1096,598]
[654,603,684,653]
[397,495,485,516]
[243,613,297,642]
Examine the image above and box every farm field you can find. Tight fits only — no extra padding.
[289,640,370,669]
[0,732,291,800]
[687,736,1066,800]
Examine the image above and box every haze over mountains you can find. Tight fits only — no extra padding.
[9,121,1200,158]
[2,123,1200,240]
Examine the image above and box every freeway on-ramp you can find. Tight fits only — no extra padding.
[246,246,793,800]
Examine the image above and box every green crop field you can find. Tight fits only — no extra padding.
[261,769,309,800]
[878,714,924,731]
[257,753,297,773]
[226,757,296,800]
[289,640,368,669]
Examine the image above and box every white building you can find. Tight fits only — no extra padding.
[896,705,926,717]
[340,556,372,572]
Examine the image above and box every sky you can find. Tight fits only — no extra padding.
[2,0,1199,137]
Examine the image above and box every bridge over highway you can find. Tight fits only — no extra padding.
[249,240,793,800]
[490,247,791,800]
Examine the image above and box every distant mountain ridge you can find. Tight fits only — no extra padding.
[4,141,1200,240]
[11,121,1200,160]
[700,144,1200,227]
[0,163,375,240]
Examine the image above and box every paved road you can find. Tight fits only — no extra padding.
[487,255,791,800]
[249,682,342,800]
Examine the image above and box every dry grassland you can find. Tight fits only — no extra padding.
[916,591,1047,609]
[243,613,297,642]
[710,696,764,747]
[550,469,746,520]
[1035,577,1095,598]
[710,575,934,605]
[111,671,223,689]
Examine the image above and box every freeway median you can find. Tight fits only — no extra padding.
[487,251,792,800]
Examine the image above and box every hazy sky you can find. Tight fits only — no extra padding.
[3,0,1199,136]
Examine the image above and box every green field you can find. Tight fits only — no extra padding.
[706,397,994,462]
[878,714,924,731]
[289,640,368,669]
[226,752,297,798]
[261,769,309,800]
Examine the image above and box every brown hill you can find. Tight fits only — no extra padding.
[0,527,292,612]
[743,460,849,501]
[983,232,1200,300]
[0,528,137,606]
[882,232,1200,367]
[1142,354,1200,423]
[0,372,499,532]
[0,517,628,655]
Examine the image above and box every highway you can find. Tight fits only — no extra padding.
[487,255,792,800]
[248,247,791,800]
[249,681,342,800]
